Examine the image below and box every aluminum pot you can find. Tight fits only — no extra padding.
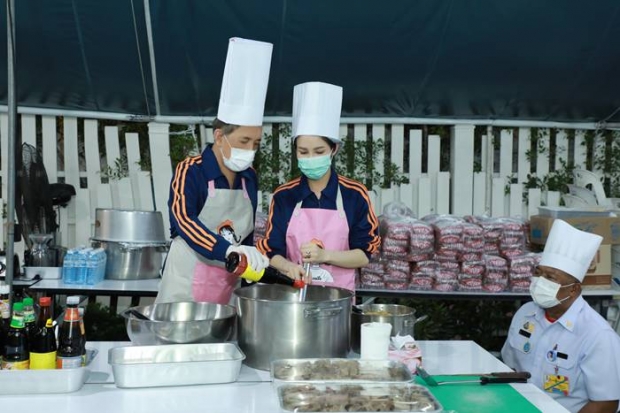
[350,304,428,354]
[234,284,353,370]
[94,240,167,280]
[93,208,167,244]
[120,301,237,345]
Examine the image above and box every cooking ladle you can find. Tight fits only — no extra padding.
[126,308,152,321]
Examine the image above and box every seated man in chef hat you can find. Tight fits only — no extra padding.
[502,219,620,413]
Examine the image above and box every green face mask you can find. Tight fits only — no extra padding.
[298,154,332,180]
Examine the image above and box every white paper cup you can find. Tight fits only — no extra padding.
[360,322,392,360]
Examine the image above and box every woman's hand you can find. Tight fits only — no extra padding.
[285,262,307,281]
[300,242,329,264]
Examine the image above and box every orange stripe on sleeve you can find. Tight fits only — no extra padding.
[171,157,217,251]
[338,176,381,253]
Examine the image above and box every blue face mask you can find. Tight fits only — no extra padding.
[298,154,332,180]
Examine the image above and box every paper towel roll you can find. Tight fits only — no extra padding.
[360,322,392,360]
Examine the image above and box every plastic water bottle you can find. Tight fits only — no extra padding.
[86,248,105,285]
[62,250,76,284]
[75,248,92,285]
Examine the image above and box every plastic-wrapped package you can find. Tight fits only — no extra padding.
[458,277,483,291]
[362,260,385,274]
[434,280,458,291]
[386,260,411,273]
[483,283,506,293]
[460,252,483,262]
[385,280,410,290]
[509,254,536,274]
[438,260,459,272]
[484,255,508,270]
[409,276,434,290]
[434,270,458,282]
[460,261,485,276]
[485,271,508,285]
[360,272,383,284]
[412,260,437,275]
[510,278,532,292]
[385,269,410,282]
[361,280,386,289]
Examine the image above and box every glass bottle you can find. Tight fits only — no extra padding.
[56,296,82,369]
[22,297,38,347]
[225,252,304,288]
[2,302,29,370]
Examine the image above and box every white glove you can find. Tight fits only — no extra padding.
[226,245,269,274]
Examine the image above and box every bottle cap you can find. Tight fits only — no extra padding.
[39,296,52,306]
[67,296,80,305]
[23,297,34,306]
[13,302,23,312]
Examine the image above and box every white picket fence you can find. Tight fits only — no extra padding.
[0,114,607,252]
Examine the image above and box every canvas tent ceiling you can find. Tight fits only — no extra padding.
[1,0,620,123]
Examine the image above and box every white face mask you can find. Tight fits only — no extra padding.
[220,135,256,172]
[529,277,575,309]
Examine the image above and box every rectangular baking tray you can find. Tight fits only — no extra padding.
[271,358,412,388]
[108,343,245,388]
[277,382,443,413]
[0,348,97,394]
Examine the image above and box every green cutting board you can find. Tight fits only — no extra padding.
[414,376,541,413]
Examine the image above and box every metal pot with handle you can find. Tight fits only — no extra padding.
[350,303,428,354]
[234,284,352,370]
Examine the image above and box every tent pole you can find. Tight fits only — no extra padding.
[5,0,17,302]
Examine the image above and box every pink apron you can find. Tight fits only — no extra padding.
[286,186,355,291]
[156,178,253,304]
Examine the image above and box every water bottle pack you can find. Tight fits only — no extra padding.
[62,247,107,285]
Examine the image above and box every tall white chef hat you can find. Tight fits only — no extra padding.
[539,219,603,282]
[217,38,273,126]
[292,82,343,144]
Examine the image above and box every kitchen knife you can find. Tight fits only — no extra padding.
[417,366,530,386]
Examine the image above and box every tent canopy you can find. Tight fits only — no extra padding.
[1,0,620,123]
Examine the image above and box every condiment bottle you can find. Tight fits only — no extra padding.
[56,296,83,369]
[225,252,304,288]
[2,302,29,370]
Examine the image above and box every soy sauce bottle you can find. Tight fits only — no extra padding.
[2,302,29,370]
[57,296,83,369]
[225,252,304,288]
[30,296,56,369]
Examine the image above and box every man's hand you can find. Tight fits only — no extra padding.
[226,246,269,273]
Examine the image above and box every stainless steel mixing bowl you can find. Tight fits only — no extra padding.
[120,302,236,345]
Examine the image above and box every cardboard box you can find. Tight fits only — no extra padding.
[582,244,612,289]
[529,215,620,245]
[582,275,612,289]
[586,244,611,276]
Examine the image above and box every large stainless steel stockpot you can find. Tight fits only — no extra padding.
[94,240,166,280]
[234,284,353,370]
[93,208,167,244]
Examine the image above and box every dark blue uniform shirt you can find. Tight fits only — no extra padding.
[257,170,380,259]
[168,145,257,262]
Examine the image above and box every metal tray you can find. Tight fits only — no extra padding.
[0,349,98,395]
[277,382,443,413]
[108,343,245,388]
[271,358,412,386]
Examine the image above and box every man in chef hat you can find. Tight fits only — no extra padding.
[257,82,380,290]
[157,38,272,305]
[502,219,620,413]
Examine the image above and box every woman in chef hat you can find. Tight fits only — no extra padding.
[156,38,272,305]
[257,82,380,291]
